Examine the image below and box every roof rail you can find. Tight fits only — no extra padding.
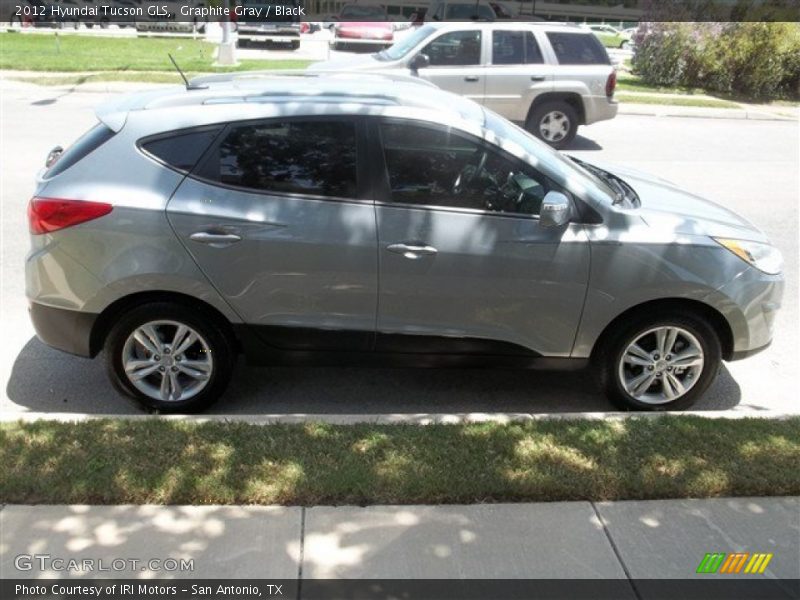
[189,70,437,88]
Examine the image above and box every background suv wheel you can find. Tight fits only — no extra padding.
[526,101,578,149]
[597,311,722,411]
[104,302,236,413]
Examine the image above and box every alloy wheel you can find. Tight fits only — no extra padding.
[617,326,705,404]
[539,110,571,143]
[121,320,213,402]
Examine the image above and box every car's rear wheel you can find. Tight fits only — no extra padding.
[597,312,722,411]
[526,101,578,149]
[105,302,235,413]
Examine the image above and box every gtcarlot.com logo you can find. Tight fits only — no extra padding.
[696,552,774,574]
[14,554,194,573]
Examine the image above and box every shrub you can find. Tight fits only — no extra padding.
[632,22,800,101]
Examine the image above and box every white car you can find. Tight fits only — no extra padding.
[310,22,618,148]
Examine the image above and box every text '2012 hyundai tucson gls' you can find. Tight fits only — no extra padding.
[26,72,783,413]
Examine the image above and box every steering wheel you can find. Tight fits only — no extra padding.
[452,151,488,195]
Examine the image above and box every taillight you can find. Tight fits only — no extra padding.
[28,197,113,235]
[606,70,617,98]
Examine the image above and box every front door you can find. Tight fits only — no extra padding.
[166,117,378,351]
[373,119,590,357]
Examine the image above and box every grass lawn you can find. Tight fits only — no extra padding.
[616,93,740,109]
[2,417,798,505]
[0,32,312,72]
[617,75,705,96]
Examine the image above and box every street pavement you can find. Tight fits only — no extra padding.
[1,498,798,591]
[0,78,797,418]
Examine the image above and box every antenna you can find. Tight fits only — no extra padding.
[168,54,207,90]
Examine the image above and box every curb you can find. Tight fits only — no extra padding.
[618,104,797,122]
[1,410,796,425]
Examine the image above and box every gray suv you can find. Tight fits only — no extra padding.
[310,22,618,148]
[26,72,783,413]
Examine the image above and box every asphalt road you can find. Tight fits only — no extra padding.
[1,80,797,417]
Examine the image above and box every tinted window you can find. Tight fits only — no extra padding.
[201,120,357,198]
[423,30,482,66]
[492,30,544,65]
[546,32,610,65]
[45,123,115,178]
[380,122,562,216]
[142,128,221,173]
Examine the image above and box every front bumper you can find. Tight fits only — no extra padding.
[719,268,783,361]
[29,302,97,358]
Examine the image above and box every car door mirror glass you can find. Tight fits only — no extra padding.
[540,191,572,227]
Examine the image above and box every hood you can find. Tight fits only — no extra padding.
[307,53,388,72]
[603,163,768,242]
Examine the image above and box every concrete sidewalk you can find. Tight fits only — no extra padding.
[1,498,798,588]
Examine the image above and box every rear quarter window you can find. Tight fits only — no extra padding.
[140,128,222,173]
[45,123,116,178]
[546,32,610,65]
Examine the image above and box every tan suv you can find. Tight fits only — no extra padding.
[310,21,618,148]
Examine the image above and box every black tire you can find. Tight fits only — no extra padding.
[104,302,236,413]
[526,101,578,149]
[596,311,722,411]
[290,40,300,50]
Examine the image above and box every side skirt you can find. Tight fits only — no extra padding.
[234,325,588,370]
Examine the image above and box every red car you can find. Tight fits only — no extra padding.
[332,4,394,51]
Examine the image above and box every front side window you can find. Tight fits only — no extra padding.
[423,30,482,66]
[199,120,357,198]
[492,30,544,65]
[546,32,610,65]
[380,122,562,217]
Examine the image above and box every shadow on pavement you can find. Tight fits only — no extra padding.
[566,135,603,151]
[5,337,741,416]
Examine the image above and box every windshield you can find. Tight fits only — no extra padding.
[483,109,617,203]
[378,24,437,61]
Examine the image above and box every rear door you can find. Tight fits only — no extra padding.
[416,29,487,102]
[483,28,554,122]
[165,117,378,351]
[371,118,590,357]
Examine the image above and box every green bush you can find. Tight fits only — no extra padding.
[632,22,800,101]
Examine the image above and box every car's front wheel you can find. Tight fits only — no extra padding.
[526,101,578,149]
[105,302,235,413]
[598,312,722,411]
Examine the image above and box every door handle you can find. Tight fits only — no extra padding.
[386,243,438,259]
[189,231,242,246]
[464,75,480,82]
[530,75,546,82]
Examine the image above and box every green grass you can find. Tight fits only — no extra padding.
[2,417,798,505]
[617,76,705,96]
[617,93,740,109]
[0,32,312,72]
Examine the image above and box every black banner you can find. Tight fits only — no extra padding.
[2,0,799,25]
[3,579,800,600]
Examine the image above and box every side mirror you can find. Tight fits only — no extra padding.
[409,53,430,73]
[540,191,572,228]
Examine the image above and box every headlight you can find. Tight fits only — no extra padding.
[714,238,783,275]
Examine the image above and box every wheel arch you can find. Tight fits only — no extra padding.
[89,291,239,357]
[526,92,587,126]
[588,298,735,363]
